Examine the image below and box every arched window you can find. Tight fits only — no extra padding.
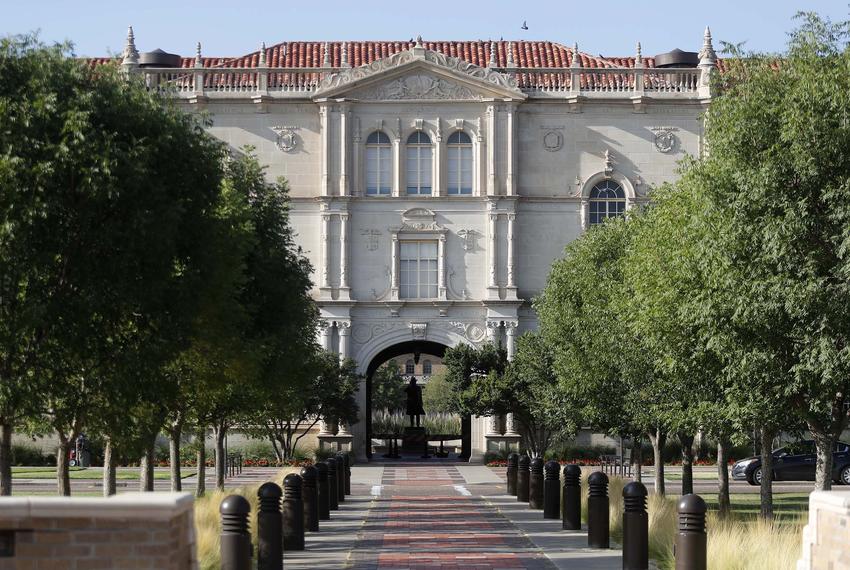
[406,131,432,195]
[447,131,473,195]
[422,360,432,375]
[589,180,626,226]
[405,360,415,375]
[366,131,391,196]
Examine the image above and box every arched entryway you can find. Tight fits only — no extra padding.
[364,340,470,460]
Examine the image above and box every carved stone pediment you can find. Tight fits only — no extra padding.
[352,73,480,101]
[391,208,445,233]
[313,46,525,101]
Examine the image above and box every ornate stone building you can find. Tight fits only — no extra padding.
[116,28,716,461]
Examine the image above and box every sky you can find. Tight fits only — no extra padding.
[3,0,848,59]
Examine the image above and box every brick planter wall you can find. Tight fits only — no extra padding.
[0,493,196,569]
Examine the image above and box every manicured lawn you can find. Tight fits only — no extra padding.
[704,492,809,523]
[12,467,196,480]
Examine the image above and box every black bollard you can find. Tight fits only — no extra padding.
[543,460,561,519]
[517,455,531,502]
[325,457,339,510]
[334,453,346,503]
[587,471,610,549]
[675,494,707,570]
[529,457,544,510]
[257,483,283,570]
[506,453,519,496]
[220,494,252,570]
[301,465,319,532]
[562,464,582,530]
[338,452,351,495]
[622,481,649,570]
[315,461,330,521]
[282,473,305,551]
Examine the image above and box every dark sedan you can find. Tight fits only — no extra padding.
[731,440,850,485]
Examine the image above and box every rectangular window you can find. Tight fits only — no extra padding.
[366,146,391,195]
[447,146,473,195]
[399,241,438,299]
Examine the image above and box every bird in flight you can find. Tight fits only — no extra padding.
[521,20,529,30]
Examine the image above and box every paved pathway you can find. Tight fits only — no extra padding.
[286,462,621,570]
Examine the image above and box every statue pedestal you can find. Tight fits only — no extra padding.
[401,427,427,454]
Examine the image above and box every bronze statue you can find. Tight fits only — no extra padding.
[405,377,425,427]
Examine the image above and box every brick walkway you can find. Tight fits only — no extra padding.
[349,463,554,570]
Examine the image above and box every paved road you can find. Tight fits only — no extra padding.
[286,461,621,570]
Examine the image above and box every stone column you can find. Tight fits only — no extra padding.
[318,418,332,436]
[486,320,501,346]
[392,119,402,197]
[486,104,497,195]
[338,102,349,196]
[338,321,350,361]
[390,233,400,299]
[580,197,589,231]
[506,103,516,196]
[338,422,351,436]
[352,116,361,196]
[486,415,501,436]
[487,209,498,290]
[319,320,331,352]
[433,120,443,197]
[438,234,447,299]
[339,213,350,293]
[506,213,516,292]
[320,211,332,290]
[505,321,518,360]
[505,413,520,436]
[319,104,330,196]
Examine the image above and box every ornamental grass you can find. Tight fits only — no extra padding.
[580,473,804,569]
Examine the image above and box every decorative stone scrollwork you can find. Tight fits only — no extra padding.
[409,322,427,340]
[457,229,479,251]
[447,321,486,343]
[543,130,563,152]
[357,74,480,101]
[362,229,381,251]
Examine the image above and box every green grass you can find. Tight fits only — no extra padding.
[12,467,196,480]
[704,492,810,523]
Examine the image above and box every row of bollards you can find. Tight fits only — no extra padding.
[505,453,708,570]
[219,452,353,570]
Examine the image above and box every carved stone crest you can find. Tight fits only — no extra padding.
[543,130,563,152]
[651,127,678,154]
[457,229,479,251]
[271,126,299,152]
[356,74,480,101]
[362,229,381,251]
[409,322,427,340]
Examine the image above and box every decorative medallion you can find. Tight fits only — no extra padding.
[651,127,679,154]
[542,130,563,152]
[271,125,299,153]
[351,324,372,344]
[409,322,428,340]
[457,229,479,251]
[362,229,381,251]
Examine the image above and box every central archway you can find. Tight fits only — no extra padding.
[364,340,470,460]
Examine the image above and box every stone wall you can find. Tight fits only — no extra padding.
[0,493,196,570]
[797,490,850,570]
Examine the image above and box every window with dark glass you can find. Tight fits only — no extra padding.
[406,131,432,195]
[366,131,391,196]
[589,180,626,225]
[447,131,473,195]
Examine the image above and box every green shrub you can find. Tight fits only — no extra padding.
[11,443,49,466]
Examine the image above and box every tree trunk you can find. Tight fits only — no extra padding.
[56,439,71,496]
[679,432,695,496]
[631,438,642,483]
[811,430,835,492]
[0,422,12,496]
[759,427,775,520]
[140,439,155,492]
[195,426,206,498]
[214,424,227,491]
[648,428,666,496]
[169,421,182,492]
[716,438,730,518]
[102,438,117,497]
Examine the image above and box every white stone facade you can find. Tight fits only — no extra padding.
[123,31,716,461]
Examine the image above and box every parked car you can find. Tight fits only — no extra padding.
[731,440,850,485]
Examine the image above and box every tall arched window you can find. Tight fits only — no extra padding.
[447,131,473,195]
[406,131,432,195]
[365,131,391,196]
[405,360,415,375]
[589,180,626,226]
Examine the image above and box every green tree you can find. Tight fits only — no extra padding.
[372,361,407,413]
[0,35,225,495]
[422,371,454,414]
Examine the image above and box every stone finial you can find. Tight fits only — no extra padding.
[415,35,423,47]
[122,25,139,65]
[341,42,349,67]
[506,41,515,67]
[259,42,267,66]
[571,42,580,67]
[603,149,615,177]
[635,41,642,63]
[323,42,331,67]
[195,42,203,68]
[489,41,497,67]
[699,26,717,64]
